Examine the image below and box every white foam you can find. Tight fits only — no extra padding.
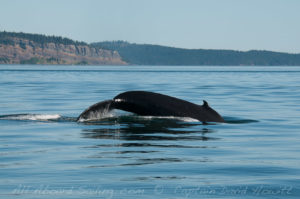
[138,116,199,122]
[1,114,61,121]
[114,98,124,102]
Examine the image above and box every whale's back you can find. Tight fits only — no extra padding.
[113,91,224,122]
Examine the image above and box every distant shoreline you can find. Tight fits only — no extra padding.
[1,31,300,66]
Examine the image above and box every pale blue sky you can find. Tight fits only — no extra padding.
[0,0,299,53]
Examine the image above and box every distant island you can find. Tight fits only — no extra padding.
[1,31,300,66]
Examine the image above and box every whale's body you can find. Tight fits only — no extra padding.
[77,91,224,123]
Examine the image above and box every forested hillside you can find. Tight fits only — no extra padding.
[92,41,300,66]
[2,31,300,66]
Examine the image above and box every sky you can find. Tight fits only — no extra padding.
[0,0,299,53]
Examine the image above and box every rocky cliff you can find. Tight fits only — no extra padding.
[0,32,127,65]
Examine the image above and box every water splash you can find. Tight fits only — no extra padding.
[77,102,115,122]
[0,114,61,121]
[0,114,60,121]
[77,109,116,122]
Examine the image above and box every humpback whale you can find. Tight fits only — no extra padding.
[77,91,224,123]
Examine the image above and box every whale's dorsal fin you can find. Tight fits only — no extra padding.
[203,100,209,108]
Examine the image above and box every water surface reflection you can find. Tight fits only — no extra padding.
[81,116,218,142]
[80,116,218,167]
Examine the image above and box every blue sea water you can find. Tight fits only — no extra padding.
[0,65,299,199]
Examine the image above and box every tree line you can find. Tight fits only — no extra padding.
[0,31,86,46]
[2,31,300,66]
[92,41,300,66]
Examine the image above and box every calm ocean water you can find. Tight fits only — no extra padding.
[0,65,299,199]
